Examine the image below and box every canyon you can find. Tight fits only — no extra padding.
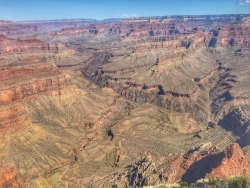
[0,14,250,187]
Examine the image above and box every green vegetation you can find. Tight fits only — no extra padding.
[145,176,250,188]
[228,176,250,188]
[207,173,217,185]
[192,176,250,188]
[179,181,189,187]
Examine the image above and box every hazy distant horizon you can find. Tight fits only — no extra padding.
[2,13,250,23]
[0,0,250,21]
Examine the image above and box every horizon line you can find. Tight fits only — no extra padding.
[1,13,250,23]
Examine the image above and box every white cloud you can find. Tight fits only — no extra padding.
[120,13,139,18]
[238,0,250,5]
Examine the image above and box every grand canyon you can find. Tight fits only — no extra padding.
[0,14,250,187]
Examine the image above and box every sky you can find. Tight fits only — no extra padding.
[0,0,250,21]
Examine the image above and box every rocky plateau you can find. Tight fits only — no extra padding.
[0,14,250,187]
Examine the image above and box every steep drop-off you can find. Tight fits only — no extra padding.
[0,15,249,187]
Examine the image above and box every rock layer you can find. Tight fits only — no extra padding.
[0,14,249,187]
[210,143,250,178]
[0,35,57,54]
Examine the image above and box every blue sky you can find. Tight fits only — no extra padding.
[0,0,250,21]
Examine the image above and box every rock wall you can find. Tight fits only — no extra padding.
[0,35,57,54]
[0,62,71,131]
[209,143,250,179]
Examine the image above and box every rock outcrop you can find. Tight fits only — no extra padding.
[0,62,71,133]
[0,14,249,187]
[0,35,57,54]
[209,143,250,179]
[0,167,25,188]
[0,63,70,104]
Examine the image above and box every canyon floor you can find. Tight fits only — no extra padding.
[0,15,250,187]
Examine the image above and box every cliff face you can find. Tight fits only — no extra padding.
[99,143,249,186]
[210,143,250,178]
[0,15,250,187]
[0,19,97,36]
[0,62,71,133]
[0,35,57,54]
[0,63,70,104]
[0,103,30,131]
[106,144,249,186]
[0,41,130,187]
[217,26,250,47]
[44,15,250,52]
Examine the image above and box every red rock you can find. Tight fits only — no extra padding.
[0,104,30,131]
[0,167,25,188]
[0,62,70,131]
[210,143,250,179]
[0,35,57,54]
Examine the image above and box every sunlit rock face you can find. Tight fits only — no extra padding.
[209,143,250,179]
[0,35,58,54]
[0,14,249,187]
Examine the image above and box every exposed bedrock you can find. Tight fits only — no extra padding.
[0,62,71,132]
[0,63,70,104]
[0,14,249,187]
[209,61,250,146]
[218,108,250,146]
[209,63,235,117]
[88,73,205,122]
[0,167,25,188]
[82,55,214,123]
[107,143,249,186]
[0,19,97,36]
[0,35,58,54]
[209,143,250,179]
[81,52,111,80]
[0,103,30,131]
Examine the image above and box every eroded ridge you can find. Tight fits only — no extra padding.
[0,14,249,187]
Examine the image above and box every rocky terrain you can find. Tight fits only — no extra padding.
[0,14,249,187]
